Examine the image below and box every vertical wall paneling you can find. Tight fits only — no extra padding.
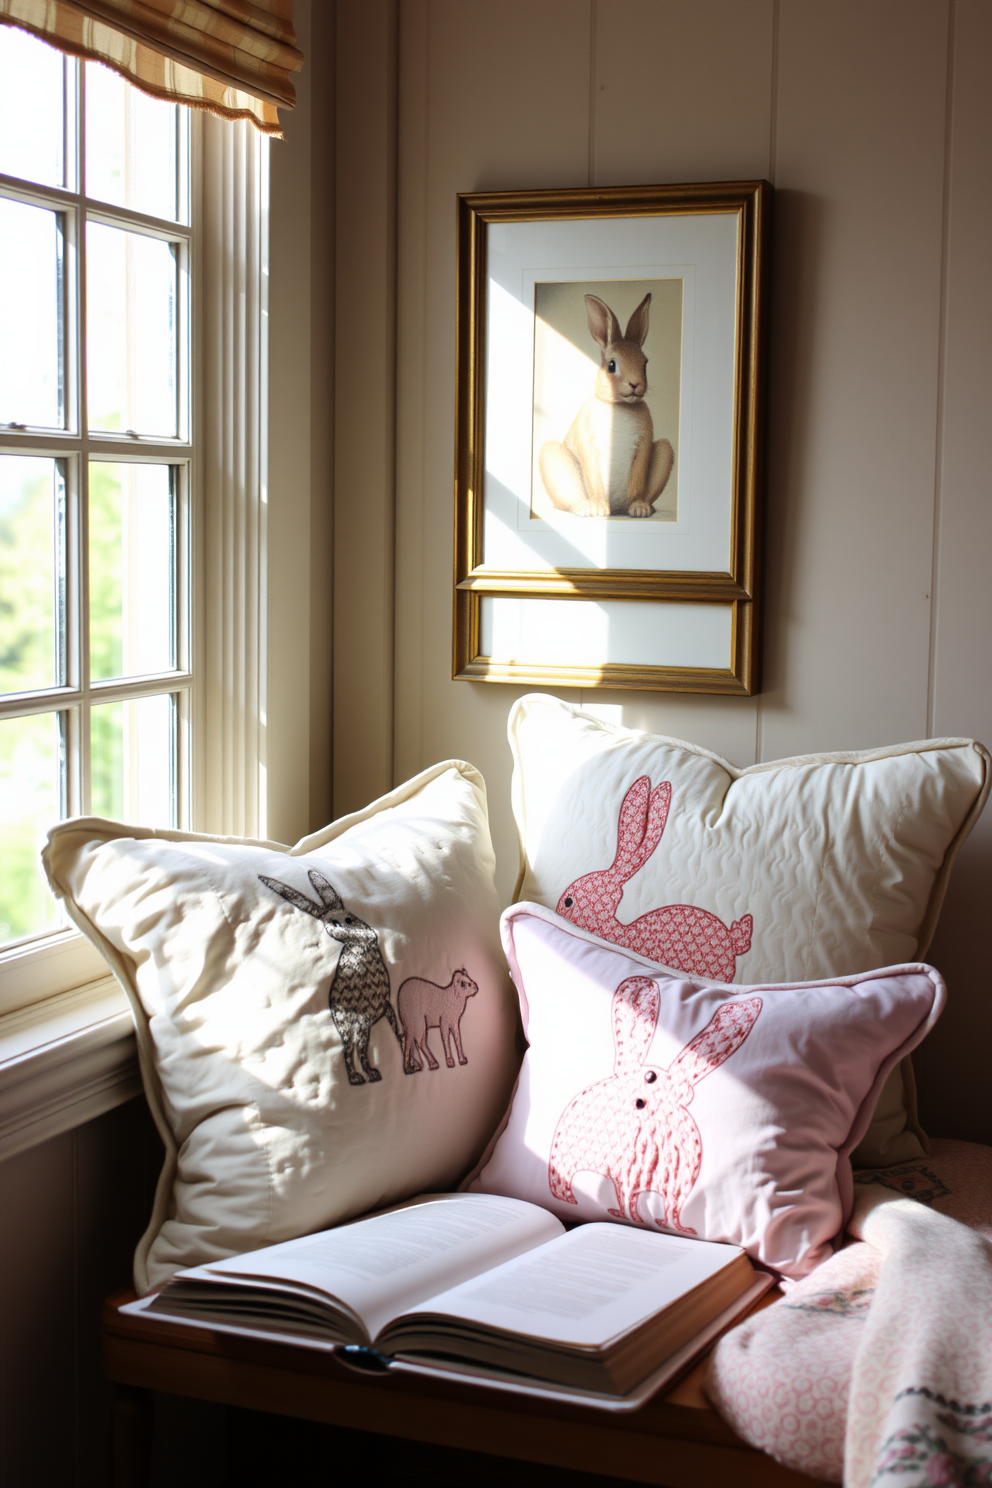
[392,0,430,789]
[0,1100,161,1485]
[266,0,334,847]
[393,0,593,895]
[0,1134,76,1486]
[307,0,336,834]
[267,0,313,845]
[914,0,992,1144]
[760,0,948,759]
[198,115,268,842]
[72,1102,160,1482]
[594,0,776,187]
[333,0,399,818]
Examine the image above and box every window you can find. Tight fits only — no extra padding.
[0,29,193,970]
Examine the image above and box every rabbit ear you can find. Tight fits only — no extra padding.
[585,294,622,349]
[308,870,343,911]
[613,776,650,875]
[258,874,325,920]
[613,777,671,880]
[672,997,762,1086]
[612,976,660,1073]
[624,293,651,346]
[646,779,672,846]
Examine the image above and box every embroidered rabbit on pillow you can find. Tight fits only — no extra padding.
[555,775,753,981]
[549,975,762,1232]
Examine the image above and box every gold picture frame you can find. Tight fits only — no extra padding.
[453,180,771,694]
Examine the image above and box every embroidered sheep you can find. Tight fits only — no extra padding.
[548,975,762,1232]
[397,969,479,1074]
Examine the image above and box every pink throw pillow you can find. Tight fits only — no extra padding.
[468,905,946,1279]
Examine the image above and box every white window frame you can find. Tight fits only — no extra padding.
[0,59,199,1015]
[0,64,270,1153]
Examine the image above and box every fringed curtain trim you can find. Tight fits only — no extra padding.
[0,0,301,135]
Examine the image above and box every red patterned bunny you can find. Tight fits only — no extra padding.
[548,976,762,1231]
[556,776,754,980]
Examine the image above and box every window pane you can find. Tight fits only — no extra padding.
[85,63,180,222]
[0,198,64,429]
[0,711,63,946]
[0,455,65,694]
[87,222,178,436]
[0,27,67,189]
[91,693,174,827]
[89,462,174,680]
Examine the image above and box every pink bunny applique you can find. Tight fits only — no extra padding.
[548,976,762,1232]
[556,776,754,981]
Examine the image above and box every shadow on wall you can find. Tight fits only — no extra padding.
[916,822,992,1146]
[761,188,825,704]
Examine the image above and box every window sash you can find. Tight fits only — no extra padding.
[0,104,268,1015]
[0,57,200,1006]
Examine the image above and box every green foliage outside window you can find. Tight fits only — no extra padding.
[0,461,125,942]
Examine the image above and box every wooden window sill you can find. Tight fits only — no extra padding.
[0,976,140,1160]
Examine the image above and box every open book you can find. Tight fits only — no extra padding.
[132,1193,770,1404]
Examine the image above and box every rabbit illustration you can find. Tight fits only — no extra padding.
[549,976,762,1231]
[538,292,675,518]
[556,776,754,981]
[258,869,400,1086]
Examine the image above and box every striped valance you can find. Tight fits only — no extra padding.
[0,0,301,134]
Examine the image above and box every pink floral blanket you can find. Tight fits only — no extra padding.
[705,1140,992,1486]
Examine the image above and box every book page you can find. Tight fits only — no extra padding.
[188,1193,564,1341]
[391,1223,743,1348]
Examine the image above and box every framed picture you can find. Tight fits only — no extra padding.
[453,180,771,694]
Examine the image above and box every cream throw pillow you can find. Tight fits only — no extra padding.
[508,696,990,1166]
[43,762,520,1293]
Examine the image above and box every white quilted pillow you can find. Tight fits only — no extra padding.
[509,695,990,1166]
[43,762,520,1293]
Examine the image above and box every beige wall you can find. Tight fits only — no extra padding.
[334,0,992,1143]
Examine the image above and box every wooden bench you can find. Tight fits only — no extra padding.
[104,1290,819,1487]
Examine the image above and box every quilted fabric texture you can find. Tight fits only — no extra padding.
[509,695,990,1165]
[468,905,946,1279]
[43,763,520,1294]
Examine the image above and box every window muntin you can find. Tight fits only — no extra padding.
[0,30,193,955]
